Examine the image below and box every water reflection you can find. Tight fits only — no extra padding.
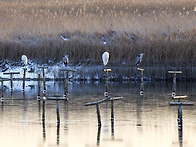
[177,105,183,147]
[136,94,143,127]
[1,81,196,147]
[56,100,60,144]
[64,101,68,131]
[97,126,101,145]
[42,99,46,140]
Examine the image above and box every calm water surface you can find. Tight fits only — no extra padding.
[1,81,196,147]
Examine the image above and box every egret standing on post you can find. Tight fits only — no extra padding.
[102,52,110,97]
[102,52,109,67]
[135,53,144,67]
[21,55,28,66]
[63,55,69,66]
[21,55,28,94]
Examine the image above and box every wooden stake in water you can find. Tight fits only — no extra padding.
[85,96,111,126]
[56,100,60,124]
[38,66,48,94]
[104,69,111,97]
[60,68,76,100]
[37,74,41,101]
[22,68,27,93]
[1,80,4,102]
[96,103,101,127]
[3,72,20,95]
[64,78,69,100]
[137,68,144,96]
[0,78,9,102]
[168,71,182,98]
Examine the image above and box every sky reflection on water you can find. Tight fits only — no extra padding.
[0,81,196,147]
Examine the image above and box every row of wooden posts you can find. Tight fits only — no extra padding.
[0,66,194,146]
[0,67,194,128]
[0,66,77,102]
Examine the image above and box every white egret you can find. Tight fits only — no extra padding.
[63,55,69,66]
[102,52,109,66]
[21,55,28,66]
[135,53,144,66]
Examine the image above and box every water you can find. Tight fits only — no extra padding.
[0,81,196,147]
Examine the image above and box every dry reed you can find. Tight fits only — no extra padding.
[0,0,195,67]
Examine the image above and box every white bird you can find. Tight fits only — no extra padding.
[102,52,109,66]
[63,55,69,66]
[21,55,28,66]
[60,35,69,41]
[135,53,144,66]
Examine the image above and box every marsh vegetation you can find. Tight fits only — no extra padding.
[0,0,195,67]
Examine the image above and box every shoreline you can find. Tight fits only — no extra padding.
[1,64,196,82]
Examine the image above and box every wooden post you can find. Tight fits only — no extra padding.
[85,96,117,127]
[0,78,9,102]
[66,70,69,81]
[37,74,41,100]
[38,66,48,94]
[60,68,76,100]
[104,69,111,97]
[43,76,46,95]
[22,68,27,93]
[64,78,69,100]
[96,103,101,127]
[3,72,20,94]
[168,71,182,98]
[137,68,144,96]
[56,100,60,124]
[10,74,13,92]
[1,80,4,102]
[85,96,122,126]
[173,73,176,98]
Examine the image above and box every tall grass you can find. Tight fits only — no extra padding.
[0,0,195,66]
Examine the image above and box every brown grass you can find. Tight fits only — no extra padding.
[0,0,195,66]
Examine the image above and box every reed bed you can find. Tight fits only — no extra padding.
[0,0,195,67]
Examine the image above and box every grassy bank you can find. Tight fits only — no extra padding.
[0,0,195,67]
